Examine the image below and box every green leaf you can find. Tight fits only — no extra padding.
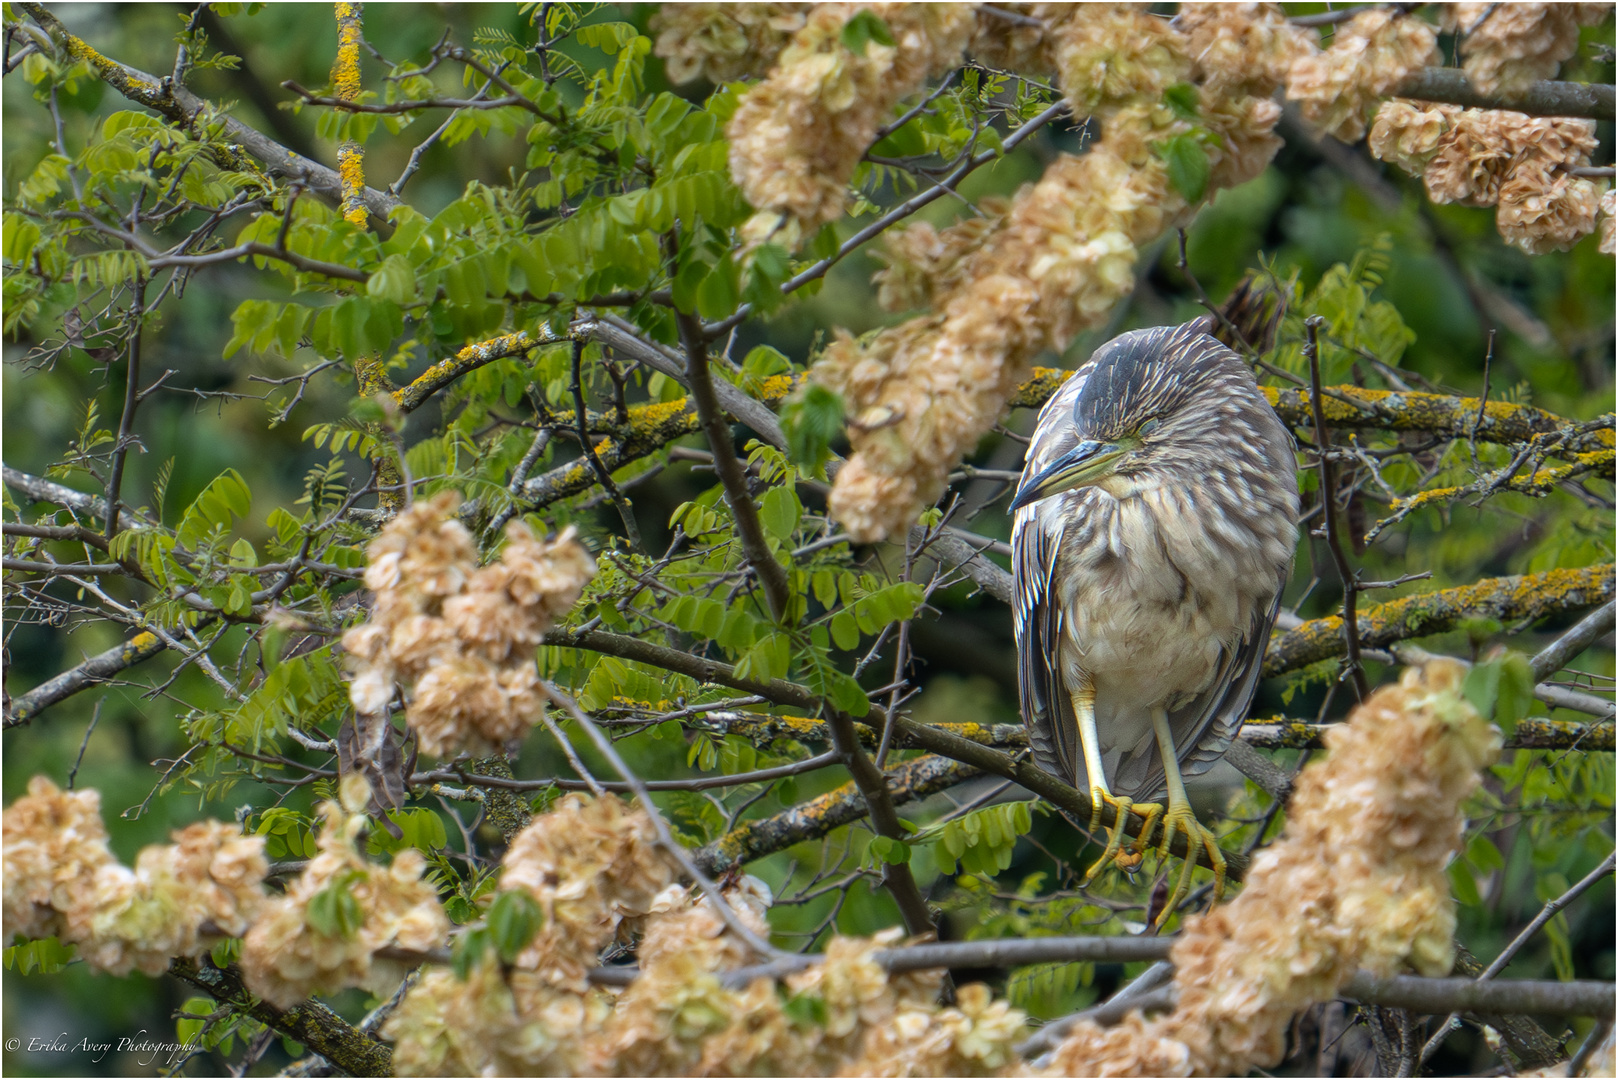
[780,383,844,477]
[452,926,492,979]
[1447,858,1482,906]
[870,836,911,865]
[695,257,739,319]
[1163,83,1200,121]
[175,996,215,1048]
[841,10,894,55]
[488,889,543,963]
[759,485,801,540]
[367,253,417,305]
[830,609,860,651]
[1158,134,1210,203]
[1463,652,1534,733]
[306,873,364,939]
[782,990,829,1027]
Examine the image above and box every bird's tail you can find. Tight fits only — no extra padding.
[1202,271,1287,356]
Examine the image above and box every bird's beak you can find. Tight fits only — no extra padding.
[1010,439,1129,511]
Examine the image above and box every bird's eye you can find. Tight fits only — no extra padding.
[1139,418,1160,437]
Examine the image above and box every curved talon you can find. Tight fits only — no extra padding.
[1081,791,1160,885]
[1150,803,1227,930]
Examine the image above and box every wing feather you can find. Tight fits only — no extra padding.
[1013,510,1080,787]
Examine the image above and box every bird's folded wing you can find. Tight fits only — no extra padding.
[1014,510,1083,789]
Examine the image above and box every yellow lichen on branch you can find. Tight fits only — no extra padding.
[1262,564,1616,677]
[1047,661,1500,1077]
[332,1,367,228]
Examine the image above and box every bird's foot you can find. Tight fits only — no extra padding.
[1081,790,1156,885]
[1150,802,1227,930]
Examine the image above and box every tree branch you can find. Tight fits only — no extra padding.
[17,2,402,226]
[1262,564,1616,677]
[1394,67,1615,122]
[694,753,978,875]
[674,311,791,622]
[4,631,166,728]
[550,626,1249,879]
[168,957,392,1077]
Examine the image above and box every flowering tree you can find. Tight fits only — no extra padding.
[2,4,1613,1076]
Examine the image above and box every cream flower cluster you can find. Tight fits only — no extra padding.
[497,793,679,989]
[1286,9,1439,143]
[1370,101,1605,254]
[819,4,1295,542]
[341,491,595,757]
[241,777,450,1008]
[725,4,975,246]
[1442,3,1612,96]
[650,3,808,86]
[1046,660,1501,1077]
[2,776,267,976]
[386,795,1029,1077]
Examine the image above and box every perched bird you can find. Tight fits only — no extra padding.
[1010,303,1298,924]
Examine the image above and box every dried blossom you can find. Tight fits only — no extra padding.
[1287,10,1439,143]
[241,781,450,1008]
[3,777,266,976]
[652,3,809,85]
[2,776,116,944]
[1175,2,1314,97]
[819,133,1190,541]
[1497,170,1604,255]
[1371,102,1602,252]
[342,491,595,756]
[1368,99,1457,177]
[1442,3,1612,97]
[1049,4,1190,117]
[844,981,1026,1077]
[84,821,268,976]
[387,956,613,1077]
[966,3,1073,75]
[1600,189,1616,255]
[820,5,1313,542]
[1046,661,1500,1077]
[498,793,679,989]
[727,4,974,242]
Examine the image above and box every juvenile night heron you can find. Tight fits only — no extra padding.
[1010,311,1298,923]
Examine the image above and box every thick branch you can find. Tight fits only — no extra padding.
[4,464,149,533]
[1262,564,1616,677]
[1394,67,1615,121]
[4,631,166,728]
[694,753,978,875]
[168,957,392,1077]
[1242,717,1611,752]
[1011,372,1615,457]
[18,2,402,225]
[551,627,1248,879]
[675,311,791,621]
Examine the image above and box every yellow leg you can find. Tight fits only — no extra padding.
[1071,679,1152,884]
[1147,706,1227,929]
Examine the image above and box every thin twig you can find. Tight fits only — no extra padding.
[568,339,641,549]
[674,310,791,621]
[542,681,788,960]
[1420,852,1616,1065]
[1305,315,1370,699]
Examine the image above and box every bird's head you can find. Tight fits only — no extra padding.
[1010,324,1244,512]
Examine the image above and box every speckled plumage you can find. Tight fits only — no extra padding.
[1012,319,1299,801]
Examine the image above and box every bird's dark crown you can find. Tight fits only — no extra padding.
[1072,324,1241,440]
